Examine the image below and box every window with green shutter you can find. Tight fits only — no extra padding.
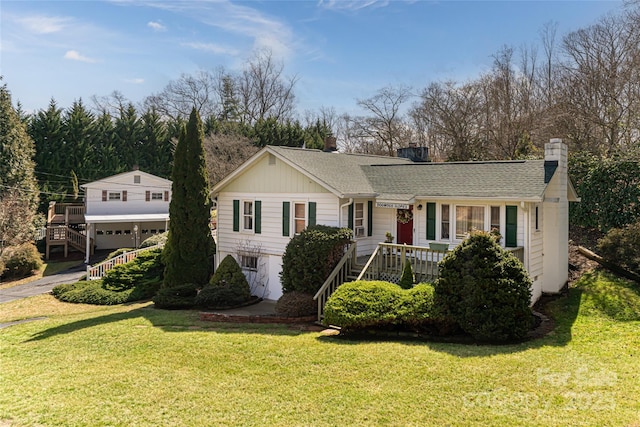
[282,201,290,236]
[426,202,436,240]
[308,202,316,227]
[233,200,240,232]
[367,201,373,236]
[255,201,261,234]
[505,205,517,247]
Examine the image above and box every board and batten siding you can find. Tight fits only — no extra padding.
[221,153,331,195]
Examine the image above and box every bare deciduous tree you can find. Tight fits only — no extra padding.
[345,85,414,156]
[203,133,259,188]
[238,49,298,125]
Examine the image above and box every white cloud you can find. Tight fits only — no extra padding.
[64,50,98,63]
[182,42,239,56]
[125,78,145,84]
[147,21,166,31]
[141,1,295,60]
[317,0,389,11]
[18,15,72,34]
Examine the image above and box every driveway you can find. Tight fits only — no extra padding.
[0,265,87,304]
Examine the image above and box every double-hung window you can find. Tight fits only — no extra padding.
[243,201,254,231]
[108,192,121,201]
[294,202,306,234]
[354,202,365,237]
[455,206,485,239]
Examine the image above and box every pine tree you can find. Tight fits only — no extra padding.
[162,108,215,289]
[0,82,42,251]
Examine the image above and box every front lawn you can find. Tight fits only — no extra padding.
[0,270,639,426]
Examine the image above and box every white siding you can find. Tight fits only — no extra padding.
[216,192,339,299]
[528,202,544,302]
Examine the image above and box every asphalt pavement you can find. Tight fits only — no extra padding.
[0,265,87,304]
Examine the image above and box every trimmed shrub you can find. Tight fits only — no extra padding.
[281,225,352,294]
[597,221,640,276]
[324,281,443,332]
[153,283,198,309]
[398,260,414,289]
[102,249,163,299]
[395,283,436,328]
[106,248,133,260]
[140,231,168,248]
[195,255,250,308]
[52,280,132,305]
[52,249,164,305]
[434,231,533,342]
[323,281,402,330]
[275,291,316,317]
[0,257,5,278]
[1,243,43,279]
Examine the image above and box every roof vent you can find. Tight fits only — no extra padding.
[397,145,429,162]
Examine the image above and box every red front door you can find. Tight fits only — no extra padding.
[396,207,413,245]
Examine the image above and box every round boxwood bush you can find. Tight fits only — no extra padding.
[195,255,251,308]
[275,291,316,317]
[280,225,352,294]
[0,243,43,279]
[153,283,198,309]
[434,231,533,342]
[323,281,402,330]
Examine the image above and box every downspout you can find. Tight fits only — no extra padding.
[340,198,354,229]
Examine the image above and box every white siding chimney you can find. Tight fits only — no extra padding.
[542,138,569,294]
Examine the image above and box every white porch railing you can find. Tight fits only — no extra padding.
[86,243,164,280]
[313,242,358,322]
[357,243,448,284]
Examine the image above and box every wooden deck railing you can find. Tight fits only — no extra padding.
[357,243,448,284]
[86,243,164,280]
[47,202,85,225]
[313,242,358,322]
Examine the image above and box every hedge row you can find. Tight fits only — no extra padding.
[323,281,443,332]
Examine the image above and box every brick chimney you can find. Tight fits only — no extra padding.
[323,136,337,152]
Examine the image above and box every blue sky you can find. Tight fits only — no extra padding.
[0,0,623,117]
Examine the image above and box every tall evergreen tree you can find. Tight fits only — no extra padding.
[30,99,67,210]
[140,108,172,178]
[162,108,215,289]
[63,100,95,180]
[0,82,42,250]
[113,104,143,171]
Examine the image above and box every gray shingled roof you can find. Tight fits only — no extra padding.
[269,146,411,196]
[269,146,549,201]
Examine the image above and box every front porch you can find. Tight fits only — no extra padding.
[314,242,525,322]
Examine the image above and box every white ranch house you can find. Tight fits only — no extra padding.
[212,138,578,307]
[44,170,171,262]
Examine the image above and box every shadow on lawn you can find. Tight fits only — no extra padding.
[24,303,311,343]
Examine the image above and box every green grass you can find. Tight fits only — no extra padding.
[1,270,640,426]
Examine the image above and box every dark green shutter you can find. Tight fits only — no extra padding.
[308,202,316,227]
[282,201,290,236]
[426,202,436,240]
[255,201,261,234]
[348,203,354,230]
[506,205,517,247]
[367,201,373,236]
[233,200,240,232]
